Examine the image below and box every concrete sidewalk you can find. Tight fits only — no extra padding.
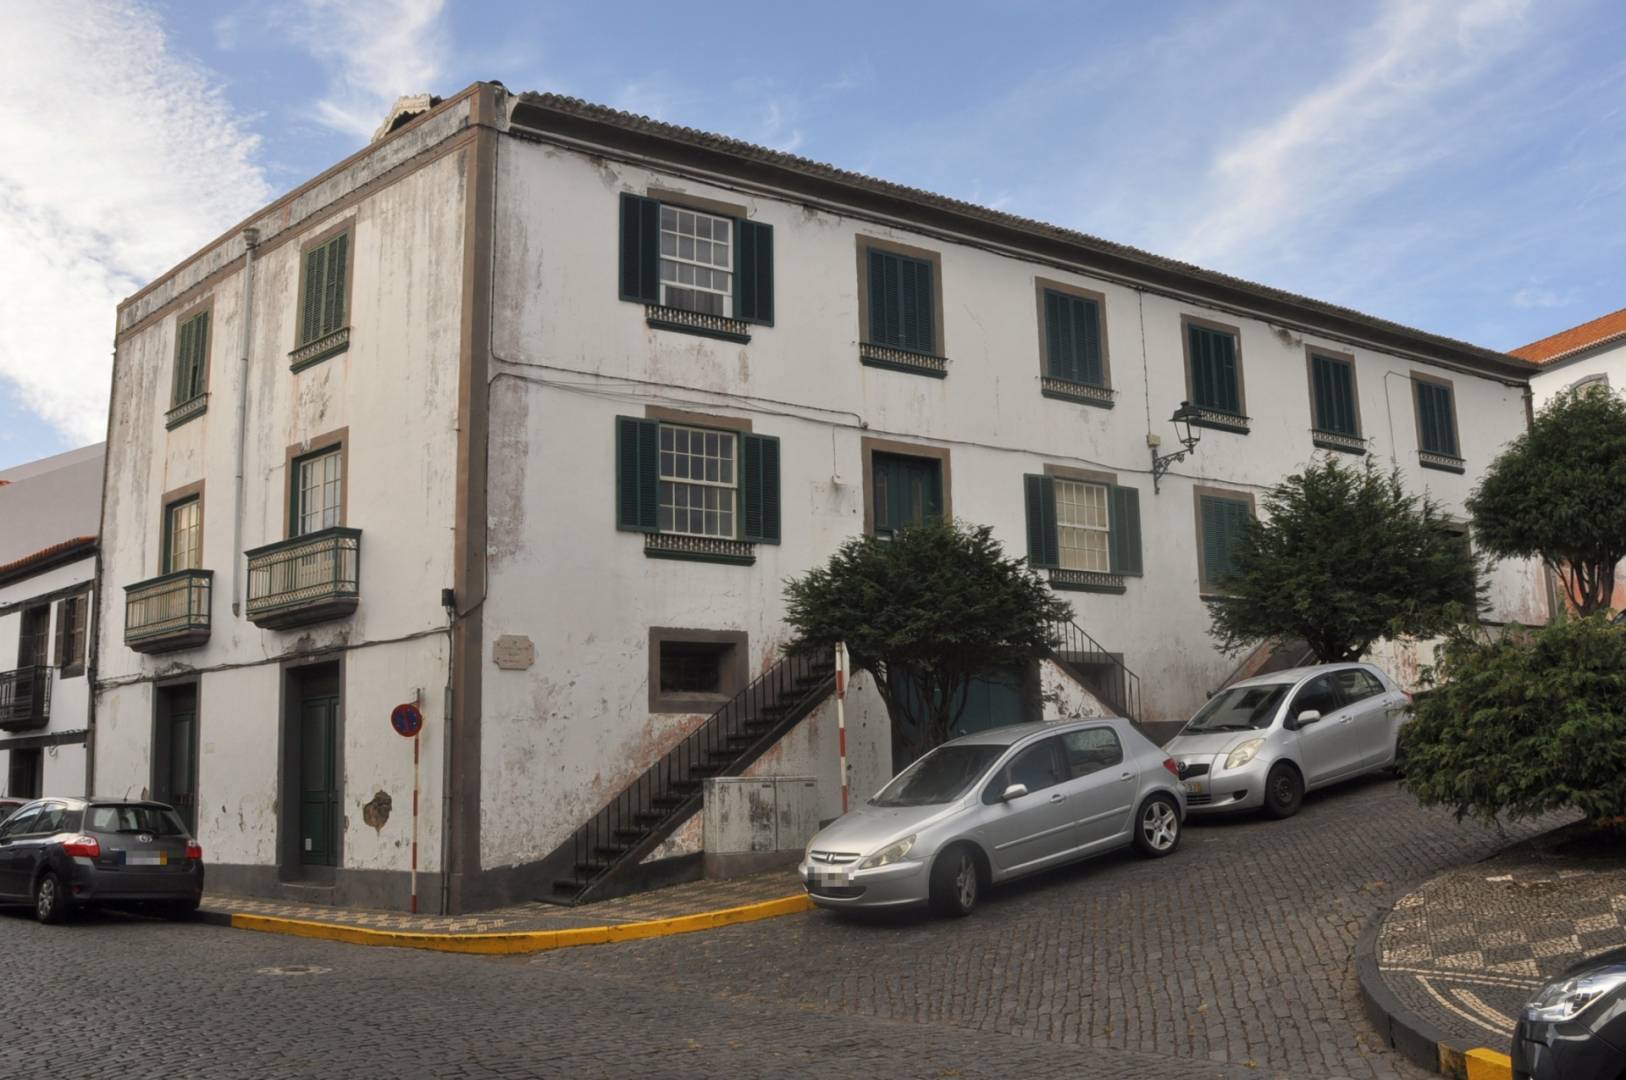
[1359,817,1626,1077]
[198,870,809,954]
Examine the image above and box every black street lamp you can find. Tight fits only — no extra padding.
[1150,401,1202,494]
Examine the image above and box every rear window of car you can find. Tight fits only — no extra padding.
[86,805,189,836]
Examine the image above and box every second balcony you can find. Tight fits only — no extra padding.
[244,527,361,630]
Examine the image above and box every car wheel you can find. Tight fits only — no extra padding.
[1133,794,1181,857]
[1388,736,1408,778]
[1264,763,1304,819]
[34,871,66,925]
[929,845,982,918]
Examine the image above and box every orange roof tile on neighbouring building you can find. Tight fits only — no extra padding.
[1511,305,1626,364]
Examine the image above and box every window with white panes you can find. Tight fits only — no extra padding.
[659,207,733,317]
[657,425,737,538]
[166,498,202,573]
[295,448,343,536]
[1056,479,1111,573]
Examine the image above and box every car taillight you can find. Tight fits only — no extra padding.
[62,835,100,858]
[1404,692,1415,706]
[1162,757,1180,778]
[186,842,203,861]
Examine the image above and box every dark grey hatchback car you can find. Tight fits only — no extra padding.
[0,798,204,923]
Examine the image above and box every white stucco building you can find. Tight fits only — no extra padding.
[92,83,1545,913]
[0,444,104,800]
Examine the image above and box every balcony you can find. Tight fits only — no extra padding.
[0,667,51,732]
[244,527,361,630]
[124,569,213,653]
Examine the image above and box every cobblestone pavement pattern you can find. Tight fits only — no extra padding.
[1,776,1541,1078]
[1378,829,1618,1045]
[204,868,803,932]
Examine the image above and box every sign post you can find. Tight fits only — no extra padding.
[390,701,425,914]
[834,643,850,814]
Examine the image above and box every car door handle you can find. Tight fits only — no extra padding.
[1338,716,1351,724]
[1119,772,1135,783]
[1049,792,1066,803]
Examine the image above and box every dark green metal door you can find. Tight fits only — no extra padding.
[298,695,339,867]
[155,685,199,834]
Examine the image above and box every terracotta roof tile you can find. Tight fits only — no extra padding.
[1511,306,1626,364]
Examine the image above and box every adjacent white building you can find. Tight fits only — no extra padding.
[0,444,104,800]
[92,83,1546,913]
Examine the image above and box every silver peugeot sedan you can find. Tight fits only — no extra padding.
[799,716,1185,917]
[1164,663,1411,820]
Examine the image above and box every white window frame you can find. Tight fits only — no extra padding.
[657,424,738,539]
[1055,479,1111,573]
[296,448,343,537]
[658,206,734,317]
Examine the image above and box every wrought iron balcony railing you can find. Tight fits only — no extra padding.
[124,569,213,653]
[244,527,361,630]
[0,666,51,732]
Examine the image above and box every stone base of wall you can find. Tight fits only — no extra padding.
[702,850,799,881]
[206,862,444,914]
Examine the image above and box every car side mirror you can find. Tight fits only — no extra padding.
[1000,783,1028,802]
[1294,710,1322,729]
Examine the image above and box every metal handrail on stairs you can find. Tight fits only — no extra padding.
[1049,618,1143,729]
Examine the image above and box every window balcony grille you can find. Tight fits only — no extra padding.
[125,569,213,653]
[244,527,361,630]
[0,666,50,732]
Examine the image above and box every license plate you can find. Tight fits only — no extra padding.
[125,852,167,866]
[1182,780,1205,796]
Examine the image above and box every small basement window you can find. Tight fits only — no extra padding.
[648,628,748,713]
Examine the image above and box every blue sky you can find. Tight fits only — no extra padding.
[2,0,1622,469]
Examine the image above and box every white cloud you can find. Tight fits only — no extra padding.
[1512,286,1573,310]
[1174,0,1533,271]
[284,0,449,139]
[0,1,271,446]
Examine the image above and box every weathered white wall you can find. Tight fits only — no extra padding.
[0,555,95,796]
[478,132,1541,867]
[95,132,470,883]
[1530,340,1626,410]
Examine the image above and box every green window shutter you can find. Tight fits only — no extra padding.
[903,257,934,354]
[868,249,935,353]
[868,248,896,346]
[1190,325,1240,414]
[1312,355,1357,435]
[1023,474,1059,569]
[618,193,661,303]
[191,311,209,398]
[615,416,659,532]
[322,233,348,336]
[1045,291,1103,386]
[734,219,774,325]
[301,247,326,344]
[1202,497,1251,588]
[1109,485,1142,576]
[1418,383,1457,455]
[741,433,781,543]
[172,316,194,405]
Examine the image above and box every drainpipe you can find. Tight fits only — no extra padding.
[231,227,261,616]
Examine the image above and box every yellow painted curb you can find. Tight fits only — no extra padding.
[1464,1047,1512,1080]
[226,892,815,955]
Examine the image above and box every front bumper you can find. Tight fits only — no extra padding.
[798,855,929,909]
[1175,752,1268,814]
[1512,1016,1626,1078]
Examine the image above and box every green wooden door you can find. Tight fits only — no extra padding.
[872,453,943,538]
[298,695,340,867]
[158,686,199,834]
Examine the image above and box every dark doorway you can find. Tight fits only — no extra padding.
[7,748,41,799]
[153,684,199,833]
[285,663,341,873]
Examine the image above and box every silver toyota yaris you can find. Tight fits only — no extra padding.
[799,716,1185,917]
[1164,662,1412,820]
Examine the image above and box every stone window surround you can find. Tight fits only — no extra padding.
[1303,344,1365,445]
[855,234,947,357]
[159,478,206,574]
[1034,276,1112,392]
[170,298,213,409]
[1180,313,1249,426]
[648,626,749,714]
[282,427,349,539]
[1410,369,1464,466]
[291,216,357,368]
[860,436,953,537]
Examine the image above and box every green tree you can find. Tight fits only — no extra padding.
[1468,385,1626,617]
[1402,616,1626,826]
[1205,456,1484,663]
[784,517,1071,767]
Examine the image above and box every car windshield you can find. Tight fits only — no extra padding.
[1185,683,1290,732]
[86,805,188,836]
[871,745,1005,807]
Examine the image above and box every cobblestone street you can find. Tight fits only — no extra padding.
[0,776,1544,1079]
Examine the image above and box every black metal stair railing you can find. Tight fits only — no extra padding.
[1048,618,1143,729]
[546,650,835,905]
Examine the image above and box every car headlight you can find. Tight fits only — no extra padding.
[1225,738,1265,771]
[857,835,916,870]
[1527,970,1626,1023]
